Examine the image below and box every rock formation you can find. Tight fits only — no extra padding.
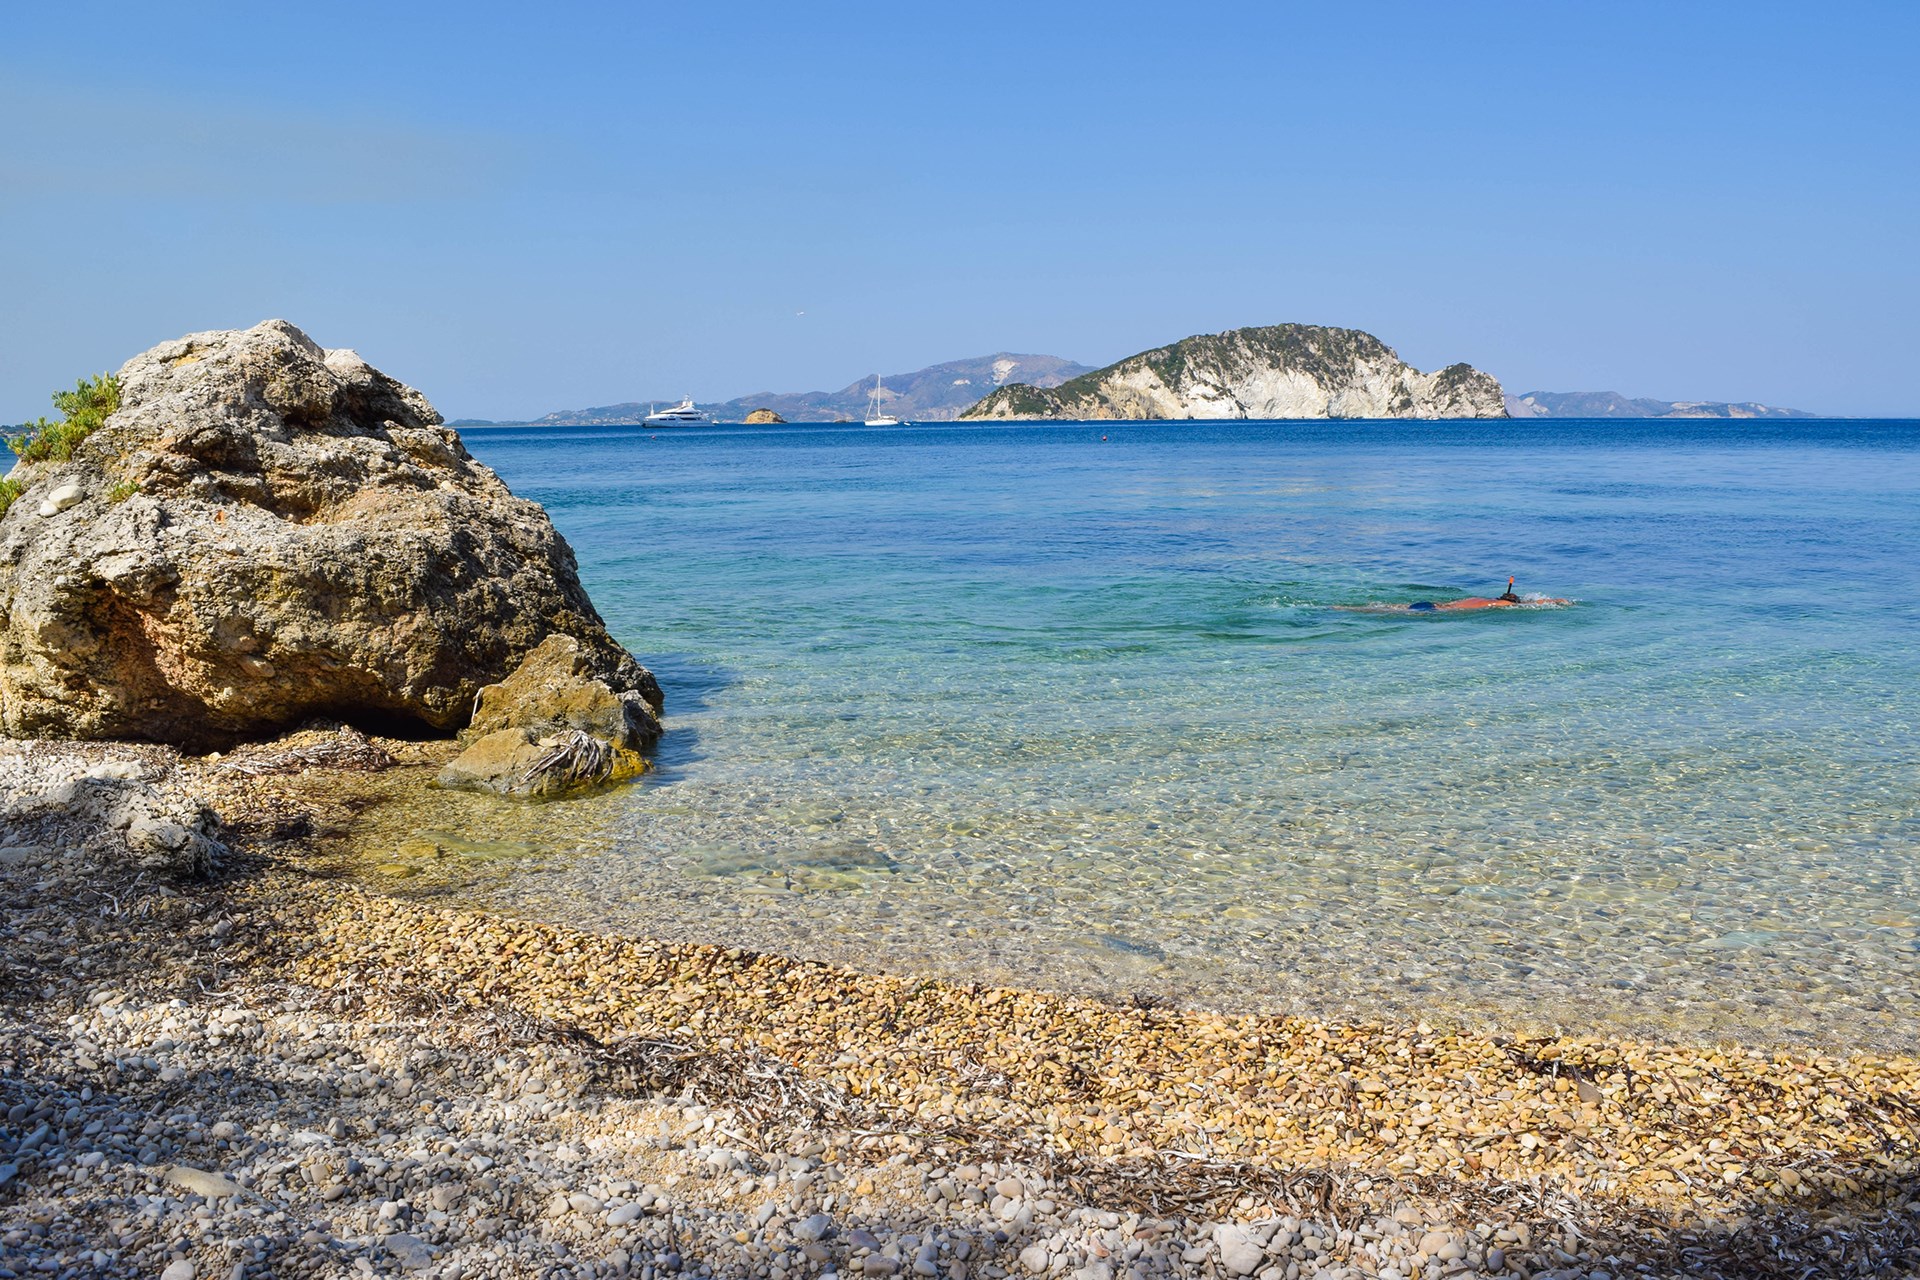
[743,408,786,425]
[959,324,1506,421]
[438,634,656,796]
[0,320,662,751]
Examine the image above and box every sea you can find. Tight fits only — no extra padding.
[354,418,1920,1051]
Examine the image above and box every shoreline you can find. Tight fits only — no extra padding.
[3,736,1918,1278]
[321,763,1916,1062]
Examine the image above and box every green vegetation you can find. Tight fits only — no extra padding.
[107,478,141,504]
[0,477,21,520]
[9,373,121,465]
[960,383,1063,419]
[1433,363,1486,390]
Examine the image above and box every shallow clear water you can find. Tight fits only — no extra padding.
[360,419,1920,1049]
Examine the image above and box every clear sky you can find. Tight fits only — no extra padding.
[4,1,1916,420]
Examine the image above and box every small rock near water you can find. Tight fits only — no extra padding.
[437,727,628,798]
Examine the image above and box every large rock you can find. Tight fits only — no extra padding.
[467,634,660,749]
[0,320,660,750]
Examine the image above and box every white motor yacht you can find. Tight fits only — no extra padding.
[644,397,707,426]
[864,375,903,427]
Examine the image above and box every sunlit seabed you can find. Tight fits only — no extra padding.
[344,419,1920,1050]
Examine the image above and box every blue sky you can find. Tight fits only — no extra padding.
[3,1,1916,419]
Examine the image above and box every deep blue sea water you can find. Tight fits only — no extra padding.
[372,418,1920,1048]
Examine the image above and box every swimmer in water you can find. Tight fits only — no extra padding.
[1340,577,1567,613]
[1417,576,1566,611]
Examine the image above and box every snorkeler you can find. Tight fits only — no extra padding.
[1341,578,1567,613]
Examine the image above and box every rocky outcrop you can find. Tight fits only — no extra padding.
[743,408,786,425]
[960,324,1506,421]
[0,320,661,750]
[438,634,655,796]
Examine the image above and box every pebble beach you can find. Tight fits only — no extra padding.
[3,738,1917,1280]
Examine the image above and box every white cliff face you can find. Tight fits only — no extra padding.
[961,324,1507,420]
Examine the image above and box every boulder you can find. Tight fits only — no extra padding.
[743,408,786,424]
[437,727,632,798]
[440,634,658,797]
[467,634,660,749]
[0,320,660,750]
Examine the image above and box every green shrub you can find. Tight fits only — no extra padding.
[107,478,141,504]
[9,373,121,465]
[0,477,21,520]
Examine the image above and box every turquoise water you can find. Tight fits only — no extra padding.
[392,419,1920,1048]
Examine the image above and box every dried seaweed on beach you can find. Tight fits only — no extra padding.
[217,727,395,776]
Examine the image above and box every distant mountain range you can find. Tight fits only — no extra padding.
[514,352,1823,427]
[534,353,1094,425]
[961,324,1506,421]
[1504,391,1815,419]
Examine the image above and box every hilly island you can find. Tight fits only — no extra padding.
[959,323,1507,421]
[511,324,1824,427]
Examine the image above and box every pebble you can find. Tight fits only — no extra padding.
[162,1166,241,1199]
[794,1213,837,1242]
[384,1233,433,1269]
[1214,1223,1265,1277]
[38,482,85,516]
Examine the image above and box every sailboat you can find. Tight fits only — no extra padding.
[864,375,903,427]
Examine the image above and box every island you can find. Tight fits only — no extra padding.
[1505,390,1816,419]
[959,324,1508,420]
